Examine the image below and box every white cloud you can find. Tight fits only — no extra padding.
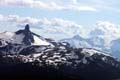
[1,14,120,41]
[96,21,120,35]
[0,14,87,40]
[0,0,119,12]
[82,0,120,13]
[0,0,96,11]
[90,21,120,45]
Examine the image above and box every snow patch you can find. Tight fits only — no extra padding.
[12,33,25,44]
[81,48,111,57]
[32,35,51,46]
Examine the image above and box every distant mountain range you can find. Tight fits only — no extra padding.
[60,34,120,58]
[0,24,120,80]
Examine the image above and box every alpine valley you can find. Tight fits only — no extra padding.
[0,24,120,80]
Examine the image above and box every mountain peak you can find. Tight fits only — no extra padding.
[25,24,30,31]
[73,35,84,40]
[14,24,34,45]
[15,24,30,35]
[23,24,34,45]
[9,24,51,46]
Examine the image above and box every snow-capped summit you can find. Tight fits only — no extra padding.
[0,24,52,46]
[15,24,34,45]
[60,35,91,48]
[0,24,54,55]
[73,35,85,40]
[60,35,112,55]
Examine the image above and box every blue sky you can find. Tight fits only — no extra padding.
[0,0,120,40]
[0,0,120,25]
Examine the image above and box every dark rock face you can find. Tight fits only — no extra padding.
[23,24,34,45]
[15,24,34,45]
[25,24,30,31]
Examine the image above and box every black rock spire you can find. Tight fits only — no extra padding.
[23,24,34,45]
[25,24,30,31]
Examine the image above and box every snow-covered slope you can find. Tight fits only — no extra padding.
[0,31,29,45]
[86,36,105,47]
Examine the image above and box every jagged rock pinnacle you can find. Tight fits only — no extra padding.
[23,24,34,45]
[25,24,30,31]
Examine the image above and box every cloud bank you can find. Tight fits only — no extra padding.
[0,14,120,41]
[90,21,120,45]
[0,0,119,13]
[0,0,96,11]
[0,14,86,39]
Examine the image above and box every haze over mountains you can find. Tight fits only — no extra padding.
[60,34,120,58]
[57,21,120,58]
